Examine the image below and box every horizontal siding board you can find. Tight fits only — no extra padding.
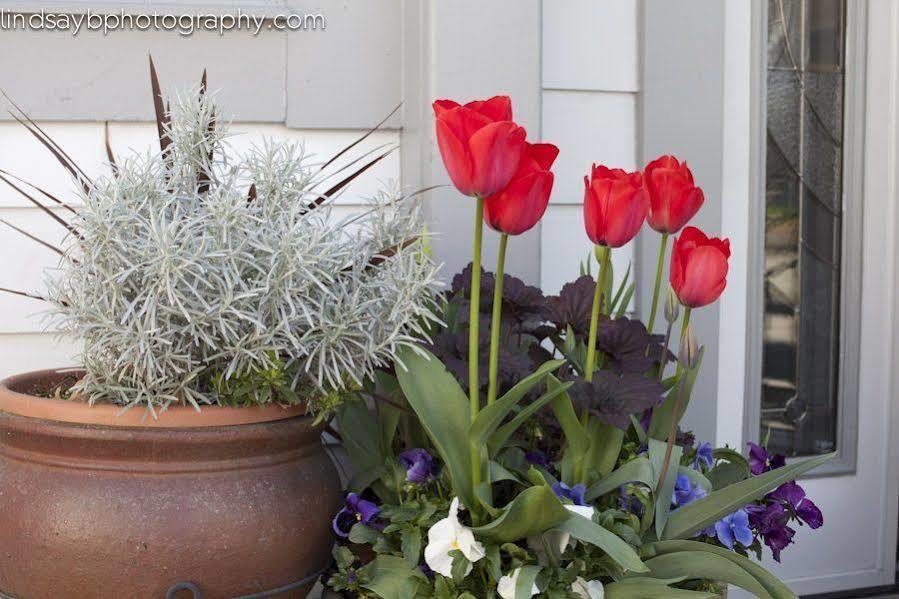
[285,0,401,129]
[542,90,637,205]
[540,204,635,301]
[0,28,286,121]
[0,122,400,207]
[0,334,80,379]
[542,0,639,92]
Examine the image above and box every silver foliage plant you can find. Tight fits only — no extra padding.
[43,90,441,412]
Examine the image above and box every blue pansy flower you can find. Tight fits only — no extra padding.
[694,441,714,470]
[552,482,587,506]
[712,509,754,550]
[672,474,707,507]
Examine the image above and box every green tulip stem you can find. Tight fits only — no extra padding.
[469,197,485,492]
[584,245,610,383]
[646,233,669,334]
[675,307,692,380]
[486,233,508,407]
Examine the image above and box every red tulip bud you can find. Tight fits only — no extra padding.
[583,165,649,248]
[433,96,527,198]
[644,155,705,234]
[669,226,731,308]
[483,142,559,236]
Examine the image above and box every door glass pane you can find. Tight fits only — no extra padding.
[762,0,845,457]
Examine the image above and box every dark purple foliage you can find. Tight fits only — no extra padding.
[568,370,664,429]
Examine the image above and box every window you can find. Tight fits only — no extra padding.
[761,0,849,458]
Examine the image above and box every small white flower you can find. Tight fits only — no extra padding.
[527,504,596,564]
[572,577,605,599]
[424,497,486,577]
[497,567,539,599]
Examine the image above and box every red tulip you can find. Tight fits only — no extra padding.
[644,155,705,234]
[433,96,527,198]
[483,142,559,235]
[670,226,731,308]
[583,165,649,248]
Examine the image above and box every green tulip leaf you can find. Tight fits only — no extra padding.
[335,397,387,492]
[472,485,571,543]
[643,540,798,598]
[488,381,572,455]
[470,359,565,448]
[643,551,771,598]
[515,565,541,599]
[585,457,655,501]
[648,347,704,440]
[663,451,836,540]
[395,346,475,508]
[604,578,715,599]
[552,512,648,573]
[649,438,683,539]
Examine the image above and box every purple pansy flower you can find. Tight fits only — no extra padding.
[748,442,785,475]
[672,474,707,507]
[768,481,823,529]
[332,492,380,538]
[552,482,587,506]
[747,503,795,561]
[712,509,754,550]
[524,449,549,468]
[694,442,714,470]
[399,448,440,484]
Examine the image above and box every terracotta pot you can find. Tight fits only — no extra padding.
[0,369,342,599]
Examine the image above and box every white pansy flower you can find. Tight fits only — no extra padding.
[424,497,486,577]
[572,577,604,598]
[497,567,539,599]
[527,504,596,564]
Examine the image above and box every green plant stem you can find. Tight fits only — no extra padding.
[655,377,687,493]
[584,246,610,383]
[469,197,485,492]
[646,233,669,334]
[486,233,508,406]
[658,321,673,382]
[675,307,692,379]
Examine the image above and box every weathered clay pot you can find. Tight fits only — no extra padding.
[0,368,342,599]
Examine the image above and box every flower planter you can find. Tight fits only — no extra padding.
[0,368,341,599]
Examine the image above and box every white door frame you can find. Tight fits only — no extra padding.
[716,0,899,594]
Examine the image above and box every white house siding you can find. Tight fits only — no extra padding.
[540,0,640,295]
[0,121,400,378]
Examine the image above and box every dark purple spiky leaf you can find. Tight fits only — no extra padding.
[0,169,76,214]
[0,218,65,256]
[148,54,171,154]
[305,148,394,212]
[0,173,82,239]
[104,121,118,176]
[318,103,401,173]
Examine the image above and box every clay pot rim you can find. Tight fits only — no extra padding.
[0,368,308,429]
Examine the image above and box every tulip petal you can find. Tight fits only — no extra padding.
[466,95,514,121]
[528,143,561,171]
[484,171,553,235]
[468,121,527,197]
[435,117,476,196]
[677,245,729,307]
[603,185,649,248]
